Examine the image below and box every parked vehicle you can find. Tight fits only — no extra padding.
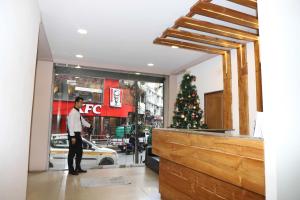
[49,134,118,170]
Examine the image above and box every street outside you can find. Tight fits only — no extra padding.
[96,141,146,166]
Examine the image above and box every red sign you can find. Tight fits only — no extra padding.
[52,100,134,118]
[80,104,102,115]
[52,79,135,118]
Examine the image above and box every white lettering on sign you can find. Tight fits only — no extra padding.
[93,105,101,114]
[85,104,93,113]
[80,104,102,115]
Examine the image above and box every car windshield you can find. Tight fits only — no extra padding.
[83,139,97,149]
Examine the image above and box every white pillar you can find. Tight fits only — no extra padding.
[0,0,40,199]
[29,61,54,171]
[164,75,178,127]
[258,1,300,199]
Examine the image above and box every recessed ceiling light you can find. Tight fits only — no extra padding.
[75,77,80,79]
[147,63,154,67]
[77,29,88,35]
[171,45,179,49]
[75,54,83,58]
[75,65,81,68]
[135,72,141,75]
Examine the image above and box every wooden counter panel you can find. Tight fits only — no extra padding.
[160,158,265,200]
[153,129,264,160]
[153,129,265,196]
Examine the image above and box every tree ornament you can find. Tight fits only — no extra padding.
[181,114,185,118]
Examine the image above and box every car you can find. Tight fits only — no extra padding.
[49,134,118,170]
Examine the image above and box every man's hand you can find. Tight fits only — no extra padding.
[71,138,76,145]
[88,125,93,133]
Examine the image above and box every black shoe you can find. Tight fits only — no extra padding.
[69,171,79,175]
[76,169,87,173]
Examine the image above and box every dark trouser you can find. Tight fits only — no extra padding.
[68,132,83,172]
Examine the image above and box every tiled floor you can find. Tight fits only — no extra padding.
[27,167,160,200]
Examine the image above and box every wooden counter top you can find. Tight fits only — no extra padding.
[154,128,263,140]
[152,128,265,200]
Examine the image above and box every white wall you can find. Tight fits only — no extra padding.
[29,61,53,171]
[0,0,40,199]
[176,46,257,135]
[184,56,224,109]
[258,1,300,199]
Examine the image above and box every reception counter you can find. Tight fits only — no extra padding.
[152,128,265,200]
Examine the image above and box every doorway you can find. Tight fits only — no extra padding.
[204,91,224,129]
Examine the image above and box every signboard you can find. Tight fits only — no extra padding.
[110,88,122,108]
[80,104,102,115]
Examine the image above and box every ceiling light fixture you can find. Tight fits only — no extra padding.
[147,63,154,67]
[135,72,141,75]
[75,65,81,68]
[75,54,83,58]
[77,29,88,35]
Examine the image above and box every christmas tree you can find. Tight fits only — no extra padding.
[172,73,203,129]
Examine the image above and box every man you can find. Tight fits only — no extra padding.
[67,97,92,175]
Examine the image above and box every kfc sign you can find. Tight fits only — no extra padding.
[80,104,102,115]
[110,88,122,108]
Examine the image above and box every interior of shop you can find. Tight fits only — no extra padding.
[2,0,300,200]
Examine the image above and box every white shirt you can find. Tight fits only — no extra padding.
[67,108,91,136]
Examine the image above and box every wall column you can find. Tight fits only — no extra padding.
[0,0,40,199]
[258,0,300,199]
[29,61,54,171]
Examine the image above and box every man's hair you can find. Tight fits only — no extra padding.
[75,97,84,103]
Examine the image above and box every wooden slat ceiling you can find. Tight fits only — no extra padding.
[154,0,259,55]
[227,0,257,9]
[163,28,240,49]
[153,0,262,133]
[154,38,226,55]
[191,2,258,29]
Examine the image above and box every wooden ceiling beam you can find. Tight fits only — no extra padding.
[176,17,258,41]
[163,28,241,49]
[154,37,226,55]
[226,0,257,9]
[191,2,258,29]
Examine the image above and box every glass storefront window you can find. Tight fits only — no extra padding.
[53,75,104,103]
[50,67,164,170]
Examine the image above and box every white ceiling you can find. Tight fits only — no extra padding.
[38,0,216,75]
[38,0,256,75]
